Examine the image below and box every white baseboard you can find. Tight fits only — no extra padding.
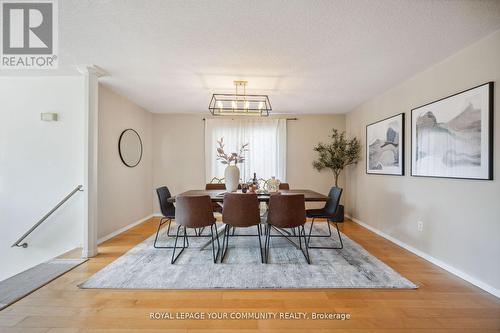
[97,214,158,245]
[345,214,500,298]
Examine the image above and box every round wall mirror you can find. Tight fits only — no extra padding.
[118,129,143,167]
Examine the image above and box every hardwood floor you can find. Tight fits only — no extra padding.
[0,217,499,332]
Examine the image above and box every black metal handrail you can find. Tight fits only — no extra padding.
[11,185,84,248]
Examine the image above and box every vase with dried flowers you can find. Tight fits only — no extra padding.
[216,138,249,192]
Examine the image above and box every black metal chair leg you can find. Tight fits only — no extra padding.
[307,218,333,241]
[221,225,230,262]
[166,218,174,237]
[297,227,303,250]
[171,225,187,264]
[335,222,343,249]
[154,218,177,249]
[307,220,343,250]
[301,225,311,264]
[214,224,221,261]
[210,224,219,263]
[257,224,264,263]
[265,224,271,263]
[153,218,165,248]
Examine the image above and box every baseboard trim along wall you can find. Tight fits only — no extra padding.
[97,214,158,245]
[345,215,500,298]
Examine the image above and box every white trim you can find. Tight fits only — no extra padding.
[345,214,500,298]
[97,214,158,245]
[79,65,108,258]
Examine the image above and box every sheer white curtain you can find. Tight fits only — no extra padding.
[205,118,287,183]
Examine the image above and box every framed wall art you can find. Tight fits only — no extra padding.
[366,113,405,176]
[411,82,493,180]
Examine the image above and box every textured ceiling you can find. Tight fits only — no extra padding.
[8,0,500,113]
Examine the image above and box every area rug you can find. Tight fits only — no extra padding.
[80,223,417,289]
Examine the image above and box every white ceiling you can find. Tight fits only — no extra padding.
[13,1,500,113]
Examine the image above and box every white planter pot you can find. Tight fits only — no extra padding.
[224,165,240,192]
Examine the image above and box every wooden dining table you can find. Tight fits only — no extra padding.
[167,189,328,250]
[168,189,328,203]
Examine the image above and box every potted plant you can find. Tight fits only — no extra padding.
[312,129,361,221]
[216,138,249,192]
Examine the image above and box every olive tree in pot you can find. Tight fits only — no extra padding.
[312,129,361,221]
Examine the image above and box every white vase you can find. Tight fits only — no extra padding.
[224,165,240,192]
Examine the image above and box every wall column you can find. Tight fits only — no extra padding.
[79,65,107,257]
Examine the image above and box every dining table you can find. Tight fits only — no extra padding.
[167,189,328,250]
[168,189,328,203]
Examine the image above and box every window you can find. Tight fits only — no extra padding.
[205,118,286,183]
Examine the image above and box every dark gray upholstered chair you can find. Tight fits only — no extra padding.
[171,195,220,264]
[265,194,310,264]
[154,186,176,248]
[220,193,264,263]
[306,187,343,249]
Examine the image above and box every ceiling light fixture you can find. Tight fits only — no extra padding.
[209,80,271,116]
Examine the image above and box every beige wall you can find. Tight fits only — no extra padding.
[98,84,153,239]
[152,114,346,212]
[345,30,500,293]
[286,115,346,196]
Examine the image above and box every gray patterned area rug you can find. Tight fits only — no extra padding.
[80,223,417,289]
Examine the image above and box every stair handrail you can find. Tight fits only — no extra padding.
[11,185,84,248]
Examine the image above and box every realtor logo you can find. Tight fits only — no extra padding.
[1,0,58,68]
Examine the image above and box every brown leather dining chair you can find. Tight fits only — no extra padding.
[205,183,225,213]
[264,194,310,264]
[220,193,264,263]
[205,183,226,190]
[279,183,290,190]
[171,195,220,264]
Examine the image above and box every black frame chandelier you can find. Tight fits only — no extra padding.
[208,80,272,116]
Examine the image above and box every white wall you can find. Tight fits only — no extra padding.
[97,84,153,240]
[152,114,346,212]
[0,76,85,281]
[345,30,500,295]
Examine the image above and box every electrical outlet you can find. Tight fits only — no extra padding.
[417,221,424,232]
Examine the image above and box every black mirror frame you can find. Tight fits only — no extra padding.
[118,128,143,168]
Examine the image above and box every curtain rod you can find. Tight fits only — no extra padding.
[202,117,298,121]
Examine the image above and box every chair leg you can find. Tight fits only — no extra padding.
[300,225,311,264]
[334,222,343,249]
[214,224,221,260]
[166,218,174,237]
[264,224,271,263]
[154,218,176,249]
[257,224,264,263]
[307,218,333,239]
[153,218,165,248]
[307,220,343,250]
[210,224,220,263]
[171,225,188,264]
[220,225,231,263]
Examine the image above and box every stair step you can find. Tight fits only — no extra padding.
[0,258,87,310]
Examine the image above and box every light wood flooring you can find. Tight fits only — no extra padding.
[0,217,499,332]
